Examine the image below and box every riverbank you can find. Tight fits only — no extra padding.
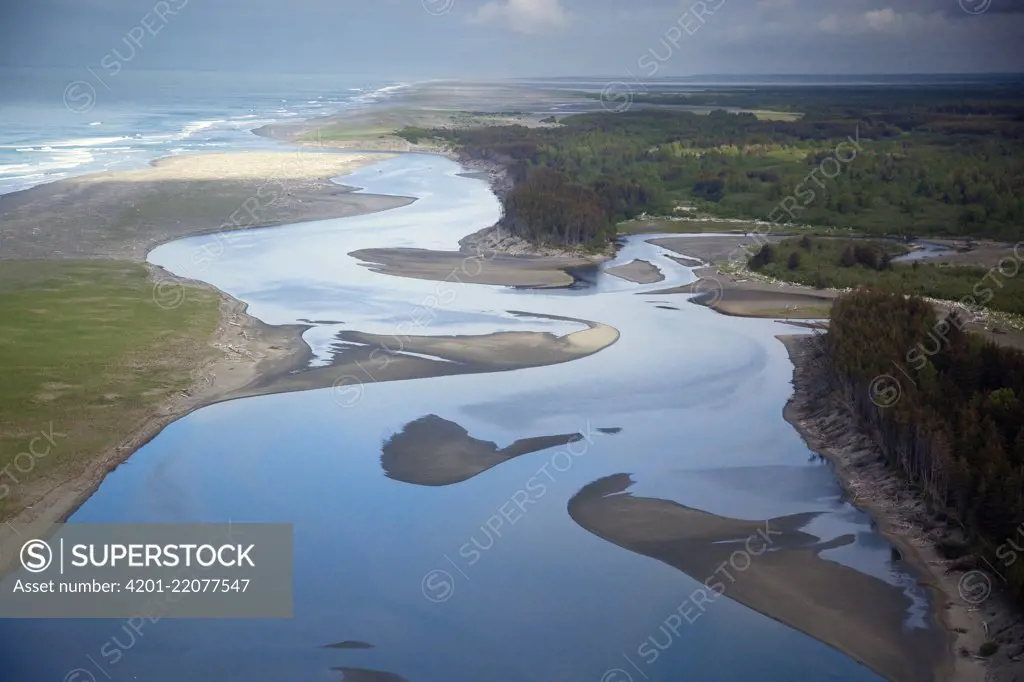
[648,235,1024,347]
[643,231,1024,679]
[780,333,1024,682]
[0,261,307,574]
[642,235,838,319]
[0,146,626,535]
[349,245,599,288]
[0,258,621,567]
[254,97,618,268]
[0,149,407,528]
[0,153,628,553]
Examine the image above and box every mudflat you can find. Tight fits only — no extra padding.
[647,265,837,319]
[606,259,665,284]
[350,246,596,288]
[649,235,783,265]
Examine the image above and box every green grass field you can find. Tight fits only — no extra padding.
[0,260,220,519]
[301,109,544,144]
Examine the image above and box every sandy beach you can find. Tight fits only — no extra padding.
[0,151,410,261]
[0,148,410,538]
[349,246,593,288]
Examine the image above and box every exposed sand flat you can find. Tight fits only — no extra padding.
[569,474,948,682]
[0,151,409,261]
[605,259,665,284]
[646,272,836,319]
[650,235,784,264]
[646,235,837,319]
[253,83,579,146]
[91,151,390,182]
[222,313,619,403]
[0,293,620,570]
[350,246,595,288]
[336,316,619,370]
[666,254,703,268]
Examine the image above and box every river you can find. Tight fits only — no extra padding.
[0,154,934,682]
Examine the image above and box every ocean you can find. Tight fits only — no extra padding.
[0,67,405,196]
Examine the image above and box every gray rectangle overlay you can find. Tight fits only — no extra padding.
[0,523,292,618]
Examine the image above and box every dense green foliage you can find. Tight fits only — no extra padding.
[749,237,1024,315]
[503,169,616,246]
[402,84,1024,246]
[826,289,1024,603]
[595,84,1024,124]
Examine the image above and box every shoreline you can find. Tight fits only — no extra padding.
[0,266,309,566]
[779,333,1024,682]
[639,229,1024,679]
[3,269,622,556]
[0,151,411,261]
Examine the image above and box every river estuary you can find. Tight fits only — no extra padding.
[0,154,939,682]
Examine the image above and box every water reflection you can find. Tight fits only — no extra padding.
[381,414,594,486]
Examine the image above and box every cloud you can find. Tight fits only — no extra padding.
[469,0,570,34]
[864,7,899,30]
[815,6,948,34]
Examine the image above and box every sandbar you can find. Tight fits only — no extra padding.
[569,473,947,682]
[605,259,665,284]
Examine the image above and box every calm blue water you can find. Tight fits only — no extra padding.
[0,150,936,681]
[0,68,405,195]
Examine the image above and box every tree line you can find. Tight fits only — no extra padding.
[747,237,1024,315]
[825,288,1024,603]
[401,83,1024,246]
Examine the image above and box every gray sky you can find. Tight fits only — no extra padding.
[2,0,1023,77]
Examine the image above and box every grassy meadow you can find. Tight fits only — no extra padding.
[0,260,220,519]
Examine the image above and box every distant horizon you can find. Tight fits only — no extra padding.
[4,65,1024,80]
